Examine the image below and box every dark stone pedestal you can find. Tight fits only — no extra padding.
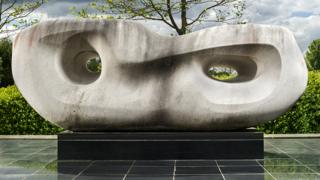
[58,131,264,160]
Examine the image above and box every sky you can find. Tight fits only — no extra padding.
[15,0,320,52]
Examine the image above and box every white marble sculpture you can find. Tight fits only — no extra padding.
[12,19,308,131]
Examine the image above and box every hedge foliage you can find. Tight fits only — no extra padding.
[0,85,63,135]
[0,39,14,87]
[257,71,320,134]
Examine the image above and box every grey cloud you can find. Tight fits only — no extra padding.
[36,0,90,17]
[244,0,320,51]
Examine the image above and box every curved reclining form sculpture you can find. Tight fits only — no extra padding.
[12,20,308,131]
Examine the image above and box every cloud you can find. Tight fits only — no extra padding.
[245,0,320,51]
[35,0,89,18]
[138,20,176,36]
[282,15,320,52]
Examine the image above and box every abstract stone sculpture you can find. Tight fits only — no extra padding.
[12,20,308,131]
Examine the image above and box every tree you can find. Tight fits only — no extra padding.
[0,38,13,87]
[0,57,4,85]
[72,0,246,35]
[0,1,45,87]
[0,0,45,36]
[306,39,320,71]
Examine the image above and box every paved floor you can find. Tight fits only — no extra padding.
[0,138,319,180]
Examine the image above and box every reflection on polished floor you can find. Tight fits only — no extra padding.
[0,138,319,180]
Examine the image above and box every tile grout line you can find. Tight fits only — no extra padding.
[72,160,95,180]
[294,141,320,173]
[267,142,320,175]
[23,158,56,179]
[20,146,52,180]
[27,146,51,158]
[122,160,136,180]
[173,160,176,180]
[256,159,277,180]
[215,160,225,180]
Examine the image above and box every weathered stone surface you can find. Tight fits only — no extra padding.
[12,19,307,131]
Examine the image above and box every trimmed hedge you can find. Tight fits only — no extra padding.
[257,71,320,134]
[0,39,14,87]
[0,85,63,135]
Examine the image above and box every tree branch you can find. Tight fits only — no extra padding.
[180,0,187,34]
[0,1,42,30]
[187,0,228,26]
[1,0,17,15]
[145,0,175,28]
[166,0,180,33]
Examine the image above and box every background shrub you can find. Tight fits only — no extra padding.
[0,85,63,135]
[257,71,320,134]
[305,39,320,71]
[0,39,14,87]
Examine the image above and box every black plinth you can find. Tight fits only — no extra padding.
[58,131,263,160]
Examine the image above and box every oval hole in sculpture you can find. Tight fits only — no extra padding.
[59,34,103,85]
[208,66,238,82]
[60,50,102,84]
[71,51,101,83]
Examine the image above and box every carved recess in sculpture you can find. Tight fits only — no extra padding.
[12,20,308,131]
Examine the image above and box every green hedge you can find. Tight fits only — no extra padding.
[0,39,14,87]
[0,85,63,135]
[257,71,320,134]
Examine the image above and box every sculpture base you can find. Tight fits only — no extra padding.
[58,131,264,160]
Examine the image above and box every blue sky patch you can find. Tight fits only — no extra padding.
[292,11,313,17]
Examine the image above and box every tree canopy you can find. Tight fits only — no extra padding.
[0,0,45,36]
[0,38,12,87]
[306,39,320,71]
[72,0,246,35]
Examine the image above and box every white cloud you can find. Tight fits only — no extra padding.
[30,11,50,21]
[138,20,176,36]
[35,0,89,18]
[245,0,320,51]
[283,15,320,52]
